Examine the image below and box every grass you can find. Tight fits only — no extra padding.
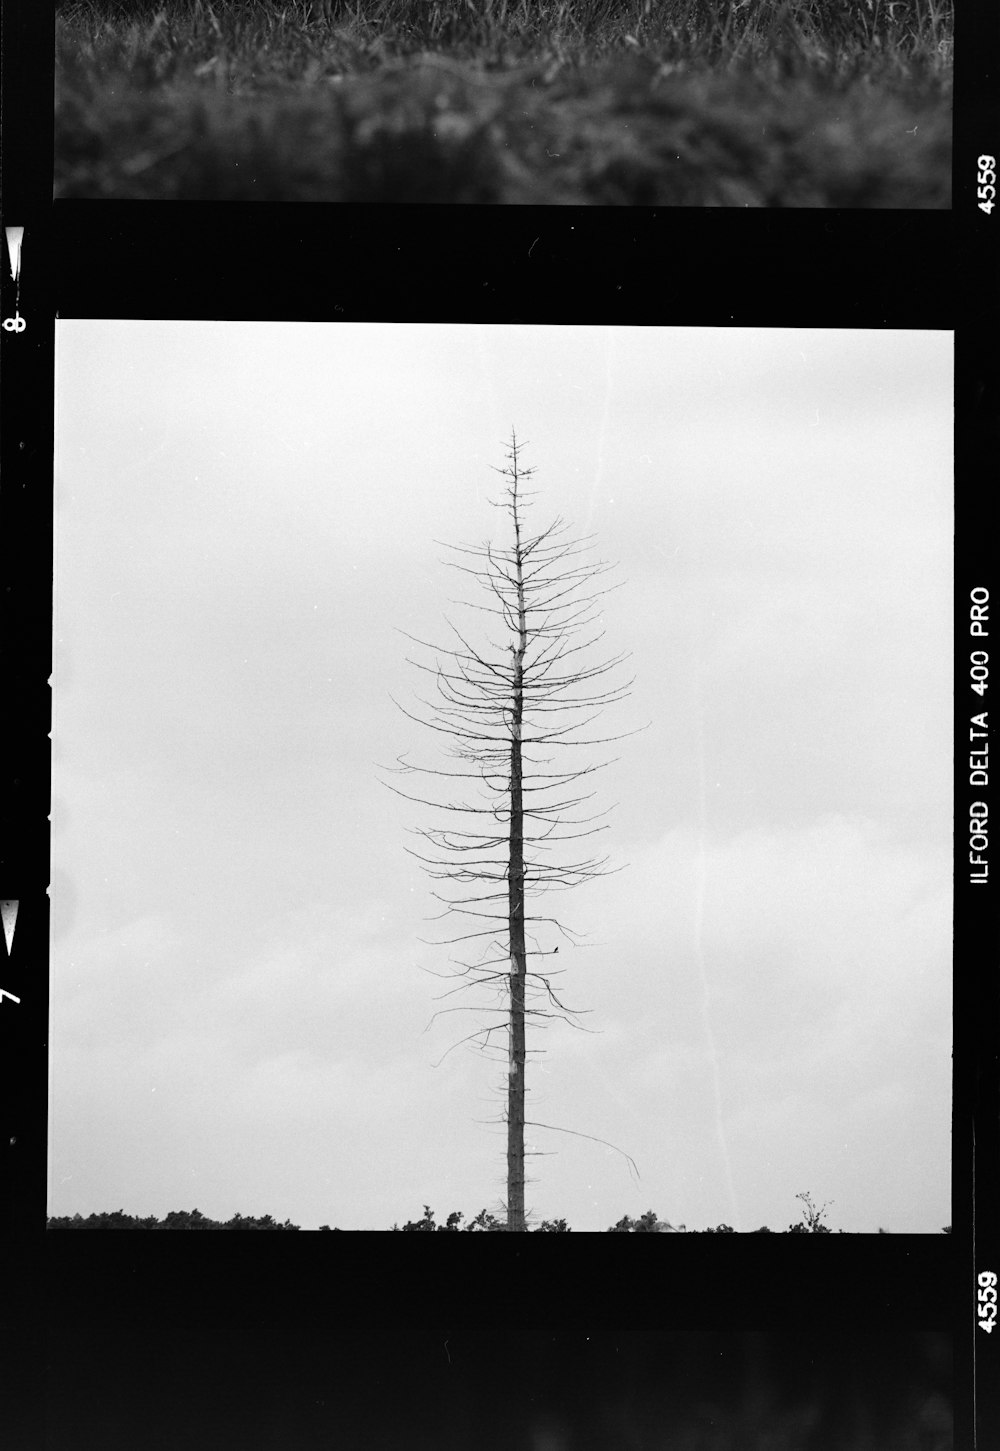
[55,0,953,203]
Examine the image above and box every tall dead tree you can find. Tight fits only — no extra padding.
[385,432,635,1231]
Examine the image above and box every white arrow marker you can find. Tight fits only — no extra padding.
[0,989,20,1005]
[4,227,23,282]
[1,900,18,956]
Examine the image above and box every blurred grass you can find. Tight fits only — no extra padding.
[55,0,952,202]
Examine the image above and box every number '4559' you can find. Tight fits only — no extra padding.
[979,1270,997,1332]
[979,156,996,215]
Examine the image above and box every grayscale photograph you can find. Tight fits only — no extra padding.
[53,0,952,203]
[49,323,952,1234]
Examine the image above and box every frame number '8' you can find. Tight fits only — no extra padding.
[979,1271,998,1332]
[979,156,996,214]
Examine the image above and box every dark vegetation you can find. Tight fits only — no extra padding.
[55,0,952,203]
[46,1207,302,1229]
[47,1192,951,1231]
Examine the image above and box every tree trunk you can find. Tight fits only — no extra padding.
[506,463,528,1232]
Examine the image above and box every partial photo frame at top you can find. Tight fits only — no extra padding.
[53,0,953,204]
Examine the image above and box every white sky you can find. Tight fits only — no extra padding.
[50,324,952,1232]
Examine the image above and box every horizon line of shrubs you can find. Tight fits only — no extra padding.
[46,1201,953,1233]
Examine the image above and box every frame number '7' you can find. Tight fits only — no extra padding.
[979,1271,998,1332]
[979,156,996,214]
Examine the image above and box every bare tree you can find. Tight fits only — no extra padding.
[384,431,637,1231]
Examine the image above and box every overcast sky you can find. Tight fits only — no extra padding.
[50,324,952,1232]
